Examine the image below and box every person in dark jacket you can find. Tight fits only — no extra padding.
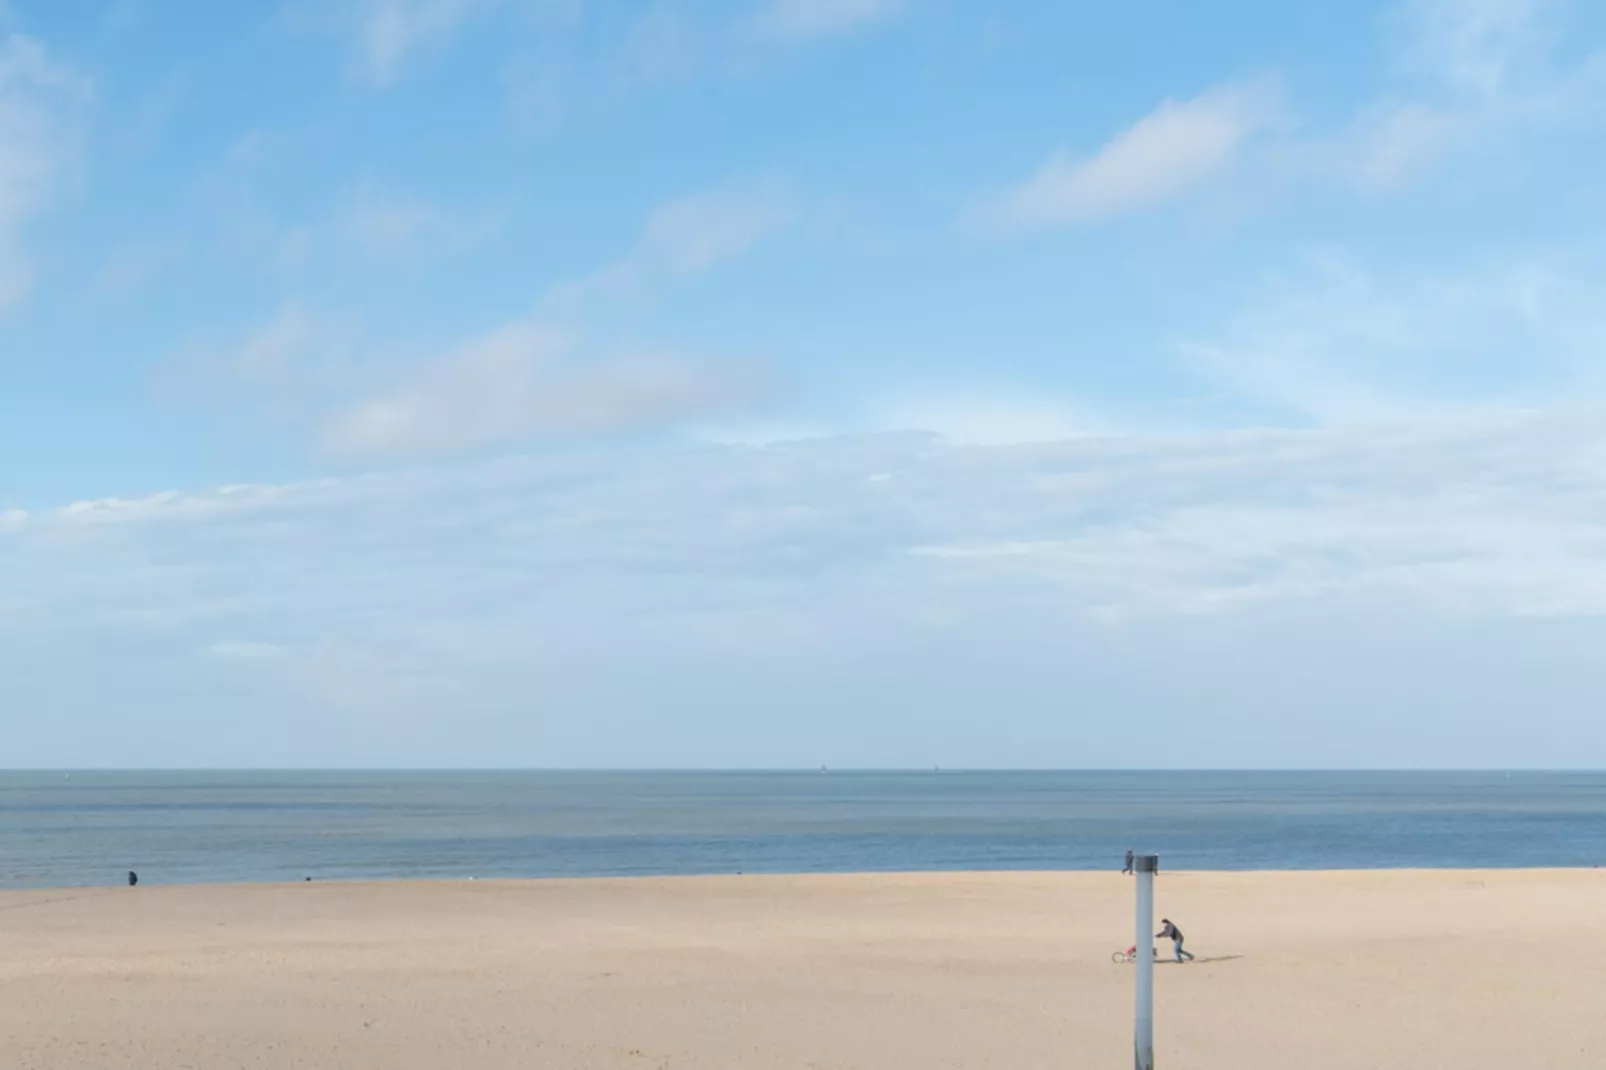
[127,871,138,887]
[1157,918,1193,962]
[1122,849,1134,875]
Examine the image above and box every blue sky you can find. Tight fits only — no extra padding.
[4,0,1606,767]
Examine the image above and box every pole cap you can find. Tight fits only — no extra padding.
[1133,854,1159,873]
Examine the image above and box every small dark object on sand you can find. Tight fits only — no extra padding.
[128,871,138,887]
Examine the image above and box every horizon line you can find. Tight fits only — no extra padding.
[5,767,1603,775]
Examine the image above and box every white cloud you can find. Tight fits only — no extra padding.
[340,184,492,258]
[487,0,914,124]
[903,412,1606,621]
[548,186,794,307]
[1389,0,1550,97]
[698,391,1107,449]
[1341,0,1603,190]
[11,411,1606,764]
[343,186,439,252]
[321,320,756,459]
[0,508,26,531]
[167,181,785,458]
[353,0,490,85]
[157,304,369,429]
[762,0,905,39]
[207,640,288,660]
[640,188,793,272]
[1183,256,1606,426]
[216,304,326,385]
[980,2,1599,218]
[166,305,758,460]
[873,395,1099,445]
[988,82,1284,230]
[1344,101,1472,191]
[202,147,491,271]
[18,410,1606,622]
[0,34,87,310]
[689,419,834,446]
[604,1,913,99]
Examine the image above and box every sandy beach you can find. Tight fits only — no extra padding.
[2,869,1602,1068]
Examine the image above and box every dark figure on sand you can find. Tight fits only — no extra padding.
[1122,849,1134,875]
[1157,918,1194,962]
[127,871,138,887]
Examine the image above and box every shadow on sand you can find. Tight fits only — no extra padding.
[1165,955,1242,965]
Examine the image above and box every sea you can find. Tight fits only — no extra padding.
[2,770,1604,890]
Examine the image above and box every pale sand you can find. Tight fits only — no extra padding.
[3,870,1604,1068]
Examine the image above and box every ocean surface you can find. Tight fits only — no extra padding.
[2,770,1604,890]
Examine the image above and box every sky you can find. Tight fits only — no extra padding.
[3,0,1606,768]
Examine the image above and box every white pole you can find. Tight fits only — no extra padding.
[1134,854,1157,1070]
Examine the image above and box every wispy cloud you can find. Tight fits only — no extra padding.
[906,413,1606,620]
[207,640,289,660]
[986,81,1284,231]
[342,185,441,253]
[203,142,493,271]
[872,394,1100,445]
[1342,101,1473,191]
[1342,0,1603,190]
[156,303,370,430]
[546,184,794,307]
[17,409,1606,625]
[1388,0,1552,97]
[632,186,794,273]
[194,131,326,273]
[486,0,919,126]
[0,33,88,310]
[339,183,495,259]
[11,406,1606,764]
[11,413,1606,657]
[351,0,492,85]
[165,180,785,459]
[760,0,906,40]
[321,321,758,459]
[1183,254,1606,425]
[982,1,1600,222]
[609,0,915,96]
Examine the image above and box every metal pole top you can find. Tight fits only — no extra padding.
[1133,854,1159,874]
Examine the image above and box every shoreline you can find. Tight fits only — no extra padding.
[4,863,1602,897]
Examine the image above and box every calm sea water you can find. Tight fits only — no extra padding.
[2,771,1604,890]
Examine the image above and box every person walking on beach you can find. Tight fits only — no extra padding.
[1157,918,1193,962]
[1122,849,1134,875]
